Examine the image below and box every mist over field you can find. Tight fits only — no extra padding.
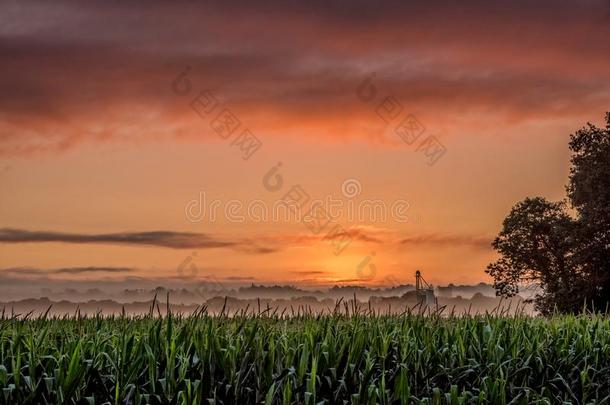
[0,277,533,316]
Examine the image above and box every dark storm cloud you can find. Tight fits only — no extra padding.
[0,228,278,253]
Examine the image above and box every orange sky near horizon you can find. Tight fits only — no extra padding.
[1,0,609,289]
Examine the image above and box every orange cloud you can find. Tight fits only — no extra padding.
[1,1,609,155]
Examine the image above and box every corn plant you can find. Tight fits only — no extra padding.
[1,308,610,404]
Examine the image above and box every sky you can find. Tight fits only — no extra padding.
[1,0,609,291]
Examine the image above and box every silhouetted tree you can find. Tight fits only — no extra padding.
[487,113,610,314]
[568,113,610,309]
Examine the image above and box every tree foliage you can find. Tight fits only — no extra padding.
[487,113,610,314]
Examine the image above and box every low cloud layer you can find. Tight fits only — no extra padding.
[4,266,135,276]
[263,227,493,250]
[0,228,277,253]
[399,234,492,250]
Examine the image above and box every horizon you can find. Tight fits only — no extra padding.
[2,1,610,292]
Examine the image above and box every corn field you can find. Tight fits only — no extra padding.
[1,309,610,404]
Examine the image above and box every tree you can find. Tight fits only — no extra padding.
[486,198,583,314]
[567,113,610,308]
[487,113,610,314]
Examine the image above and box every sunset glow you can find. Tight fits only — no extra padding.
[1,0,609,290]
